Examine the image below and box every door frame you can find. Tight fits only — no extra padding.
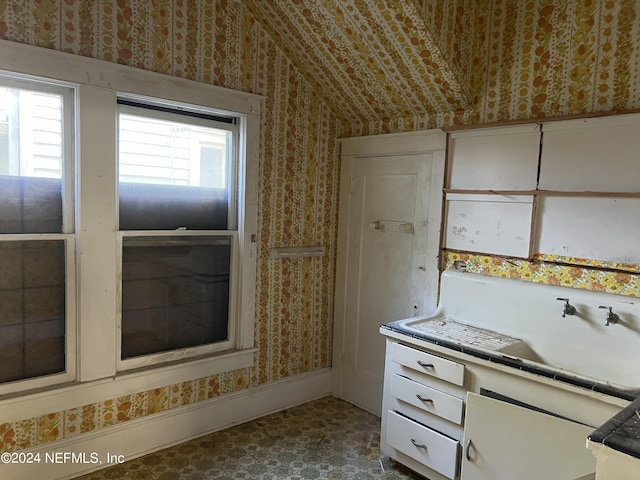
[332,129,447,406]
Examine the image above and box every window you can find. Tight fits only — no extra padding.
[0,76,75,394]
[117,101,240,368]
[0,41,260,396]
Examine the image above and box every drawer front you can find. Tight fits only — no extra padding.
[386,410,459,479]
[391,374,464,425]
[392,342,465,386]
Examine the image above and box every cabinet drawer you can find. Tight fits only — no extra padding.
[392,343,465,386]
[386,410,459,479]
[391,374,464,425]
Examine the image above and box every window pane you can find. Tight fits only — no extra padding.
[121,236,231,359]
[0,240,66,383]
[118,111,231,230]
[0,88,64,233]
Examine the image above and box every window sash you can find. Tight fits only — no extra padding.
[116,230,239,371]
[116,102,238,231]
[115,98,241,371]
[0,234,76,395]
[0,75,75,234]
[0,75,75,394]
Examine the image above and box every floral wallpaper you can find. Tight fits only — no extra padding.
[1,0,640,456]
[463,0,640,123]
[247,0,640,134]
[0,0,339,453]
[245,0,472,132]
[443,252,640,298]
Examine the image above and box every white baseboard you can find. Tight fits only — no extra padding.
[1,368,332,480]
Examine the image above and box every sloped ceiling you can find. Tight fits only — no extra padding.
[245,0,472,127]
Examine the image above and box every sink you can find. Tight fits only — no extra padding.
[383,271,640,398]
[389,317,558,375]
[394,317,528,354]
[385,315,638,398]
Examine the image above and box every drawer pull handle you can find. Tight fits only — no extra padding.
[411,438,428,449]
[416,394,434,404]
[417,361,434,369]
[465,438,474,462]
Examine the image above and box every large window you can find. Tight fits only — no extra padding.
[117,101,239,367]
[0,41,260,396]
[0,77,75,393]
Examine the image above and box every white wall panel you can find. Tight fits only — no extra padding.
[535,196,640,263]
[540,114,640,192]
[448,125,540,190]
[444,194,533,257]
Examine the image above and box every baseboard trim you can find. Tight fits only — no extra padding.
[1,368,332,480]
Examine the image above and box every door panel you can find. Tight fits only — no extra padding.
[461,392,596,480]
[342,154,436,415]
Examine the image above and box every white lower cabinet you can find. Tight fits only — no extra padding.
[380,337,601,480]
[381,340,466,480]
[461,393,595,480]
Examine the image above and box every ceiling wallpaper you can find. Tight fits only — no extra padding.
[247,0,640,135]
[245,0,471,128]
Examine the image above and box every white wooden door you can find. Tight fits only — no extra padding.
[338,153,440,415]
[461,393,596,480]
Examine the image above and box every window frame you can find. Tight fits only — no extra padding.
[115,97,247,371]
[0,39,262,395]
[0,75,77,396]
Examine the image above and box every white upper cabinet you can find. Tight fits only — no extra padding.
[539,114,640,192]
[445,113,640,263]
[448,124,541,190]
[445,125,540,257]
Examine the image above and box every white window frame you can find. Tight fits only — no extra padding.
[0,74,77,396]
[0,39,261,394]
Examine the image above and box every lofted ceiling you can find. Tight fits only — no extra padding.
[245,0,473,127]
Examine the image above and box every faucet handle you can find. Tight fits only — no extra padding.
[556,298,576,317]
[599,305,620,326]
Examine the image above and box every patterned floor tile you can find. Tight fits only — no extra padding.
[74,396,422,479]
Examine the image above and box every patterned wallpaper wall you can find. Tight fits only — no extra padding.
[348,0,640,134]
[463,0,640,124]
[0,0,339,452]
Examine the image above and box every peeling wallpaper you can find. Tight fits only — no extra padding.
[1,0,640,454]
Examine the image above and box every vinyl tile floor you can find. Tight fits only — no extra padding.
[75,396,423,480]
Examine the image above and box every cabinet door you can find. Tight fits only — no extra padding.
[448,125,540,190]
[461,393,595,480]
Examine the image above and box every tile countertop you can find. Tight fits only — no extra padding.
[380,322,639,401]
[589,397,640,460]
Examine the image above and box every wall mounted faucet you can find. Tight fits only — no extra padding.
[599,306,620,326]
[556,298,576,317]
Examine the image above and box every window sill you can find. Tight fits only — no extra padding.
[0,348,257,422]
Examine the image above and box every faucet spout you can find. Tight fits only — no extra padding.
[599,305,619,326]
[556,298,576,317]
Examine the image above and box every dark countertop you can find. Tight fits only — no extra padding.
[589,397,640,460]
[381,322,640,460]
